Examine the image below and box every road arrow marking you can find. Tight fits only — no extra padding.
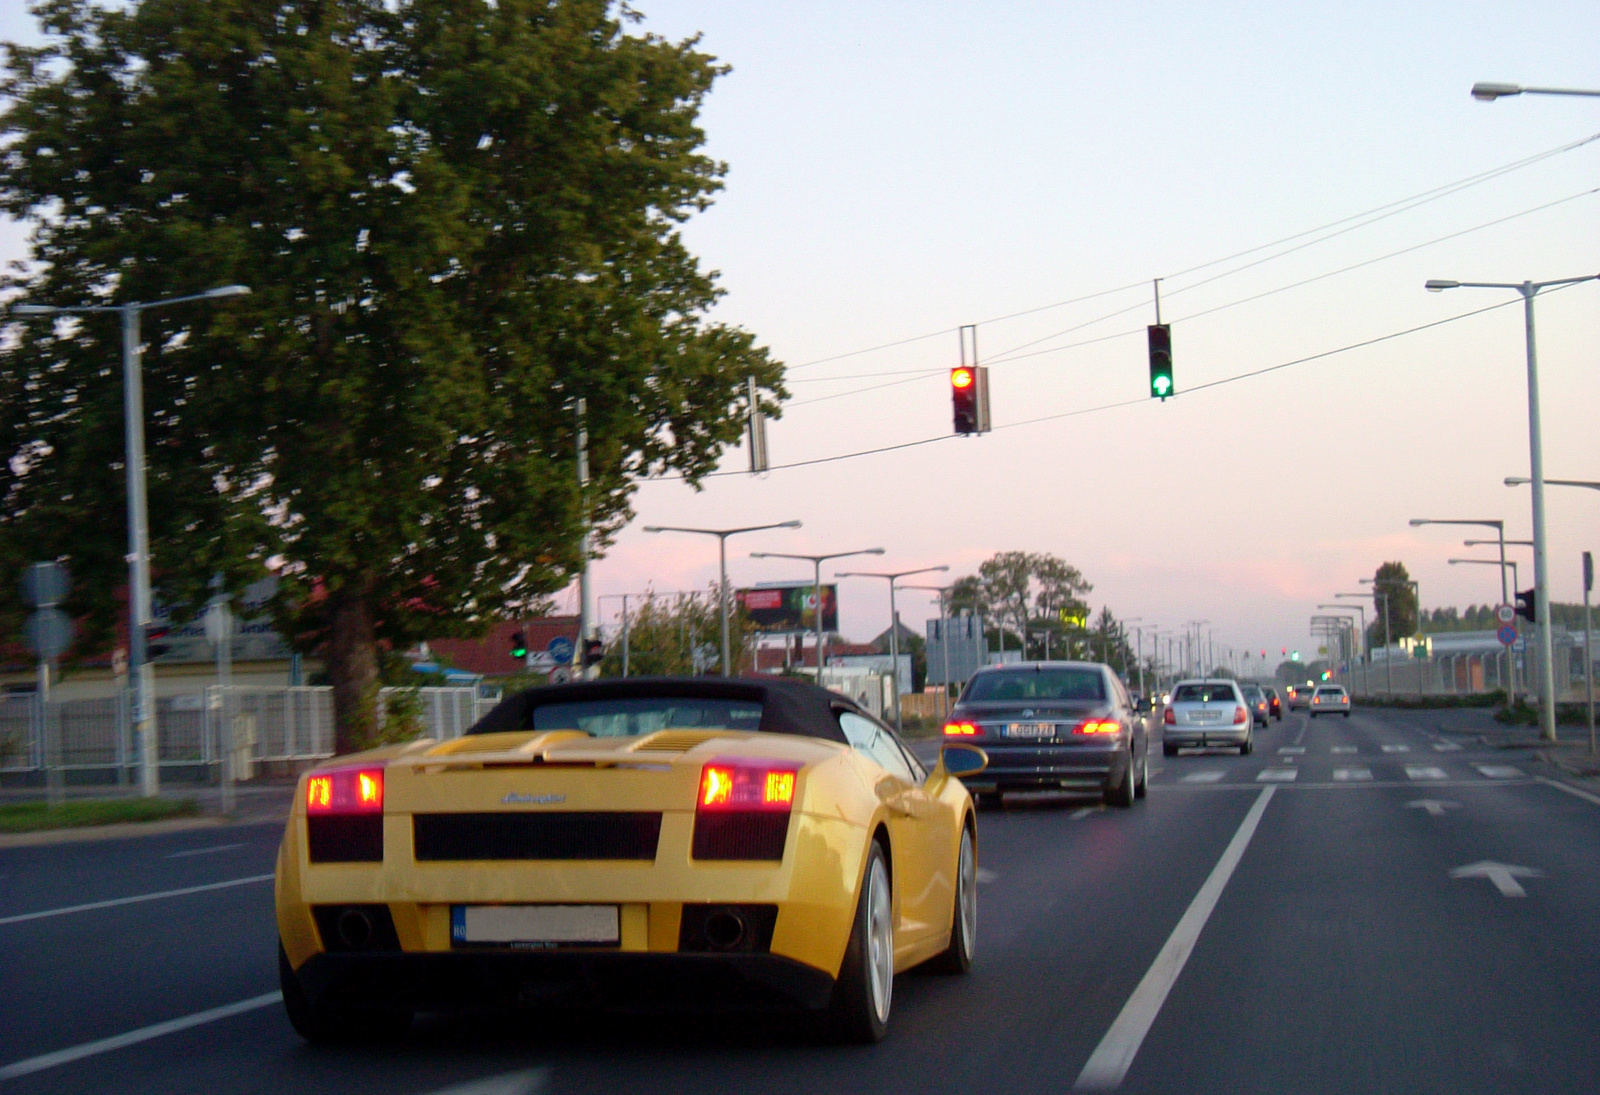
[1450,860,1545,898]
[1405,799,1460,817]
[1405,765,1448,781]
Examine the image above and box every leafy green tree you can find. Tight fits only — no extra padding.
[0,0,782,750]
[1368,562,1418,647]
[596,588,753,678]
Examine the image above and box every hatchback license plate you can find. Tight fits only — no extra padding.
[451,904,619,947]
[1006,722,1055,738]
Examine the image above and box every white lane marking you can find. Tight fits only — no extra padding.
[1538,777,1600,807]
[1405,766,1448,781]
[1450,860,1544,899]
[1181,771,1225,783]
[1256,769,1298,782]
[0,874,274,927]
[164,843,246,859]
[976,867,1000,884]
[1432,742,1462,752]
[0,992,281,1081]
[1074,788,1275,1091]
[1382,744,1411,754]
[1476,765,1525,779]
[1069,807,1101,821]
[424,1069,548,1095]
[1330,746,1358,755]
[1277,747,1305,755]
[1333,768,1372,782]
[1405,799,1460,817]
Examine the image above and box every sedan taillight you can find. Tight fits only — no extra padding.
[943,721,982,737]
[1163,707,1176,725]
[1232,706,1248,725]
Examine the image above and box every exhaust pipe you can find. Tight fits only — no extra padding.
[336,907,376,950]
[703,910,747,951]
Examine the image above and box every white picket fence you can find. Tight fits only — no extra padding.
[0,686,498,777]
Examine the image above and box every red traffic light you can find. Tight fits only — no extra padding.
[951,367,975,390]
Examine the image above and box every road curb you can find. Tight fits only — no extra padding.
[0,813,283,849]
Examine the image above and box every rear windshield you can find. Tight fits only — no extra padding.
[965,669,1106,702]
[529,697,764,737]
[1315,688,1346,697]
[1243,689,1264,701]
[1172,683,1239,704]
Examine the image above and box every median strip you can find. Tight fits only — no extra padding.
[0,874,273,927]
[0,992,281,1082]
[1074,786,1276,1090]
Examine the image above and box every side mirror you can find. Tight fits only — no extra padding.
[941,744,989,776]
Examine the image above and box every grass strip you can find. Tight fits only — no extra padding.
[0,797,199,833]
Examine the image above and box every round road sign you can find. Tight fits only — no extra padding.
[1497,624,1518,646]
[23,606,75,660]
[546,636,574,665]
[1495,604,1516,625]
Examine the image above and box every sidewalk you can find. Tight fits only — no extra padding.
[0,780,296,848]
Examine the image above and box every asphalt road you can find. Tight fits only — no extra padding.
[5,706,1600,1094]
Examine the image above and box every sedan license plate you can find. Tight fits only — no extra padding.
[451,904,619,948]
[1190,710,1219,723]
[1006,722,1055,738]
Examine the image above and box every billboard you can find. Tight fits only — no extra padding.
[737,582,838,633]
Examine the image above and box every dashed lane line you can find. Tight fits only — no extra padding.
[0,874,274,927]
[1382,745,1411,754]
[0,993,282,1082]
[1538,777,1600,807]
[1476,765,1525,779]
[1180,771,1226,783]
[1074,788,1276,1090]
[1333,768,1373,782]
[164,843,246,859]
[1331,746,1359,754]
[1256,769,1299,782]
[1405,766,1448,781]
[1433,742,1462,752]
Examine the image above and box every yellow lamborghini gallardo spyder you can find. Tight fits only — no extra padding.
[276,676,987,1043]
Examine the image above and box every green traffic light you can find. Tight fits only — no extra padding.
[1151,374,1172,397]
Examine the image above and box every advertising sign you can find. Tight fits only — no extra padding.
[737,582,838,633]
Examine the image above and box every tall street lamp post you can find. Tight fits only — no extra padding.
[1339,591,1390,694]
[1320,604,1365,691]
[1470,82,1600,101]
[834,566,950,731]
[1424,274,1599,741]
[11,285,252,797]
[1412,517,1511,702]
[749,547,884,685]
[642,521,801,677]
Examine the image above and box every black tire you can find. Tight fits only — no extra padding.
[829,841,894,1043]
[279,943,412,1044]
[1239,734,1254,756]
[930,825,976,975]
[1104,751,1136,807]
[1343,712,1351,719]
[1134,746,1148,799]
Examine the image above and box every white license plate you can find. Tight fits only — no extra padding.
[1190,711,1219,723]
[1006,722,1056,738]
[451,904,619,947]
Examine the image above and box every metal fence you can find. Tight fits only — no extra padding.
[0,685,497,778]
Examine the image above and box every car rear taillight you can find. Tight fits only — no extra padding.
[305,765,386,864]
[694,760,798,861]
[943,721,982,737]
[1233,706,1248,725]
[1075,719,1120,735]
[1163,707,1176,725]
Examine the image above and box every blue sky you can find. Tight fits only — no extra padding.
[3,1,1597,661]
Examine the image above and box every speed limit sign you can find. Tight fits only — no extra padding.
[1495,604,1516,625]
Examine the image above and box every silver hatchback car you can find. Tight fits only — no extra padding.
[1162,678,1253,756]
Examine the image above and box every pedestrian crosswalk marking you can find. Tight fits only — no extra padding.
[1256,769,1299,782]
[1181,771,1225,783]
[1382,744,1411,753]
[1333,768,1373,781]
[1405,766,1448,781]
[1278,747,1305,755]
[1331,746,1358,754]
[1433,742,1462,751]
[1476,764,1524,779]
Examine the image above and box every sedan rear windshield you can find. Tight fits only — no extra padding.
[1172,684,1239,704]
[965,669,1106,703]
[530,697,764,737]
[1314,688,1347,697]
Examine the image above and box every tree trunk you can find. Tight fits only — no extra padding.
[328,590,380,755]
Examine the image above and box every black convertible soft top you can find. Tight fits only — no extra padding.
[466,676,854,744]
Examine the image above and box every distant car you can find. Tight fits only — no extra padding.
[1162,679,1252,756]
[943,661,1149,809]
[1310,684,1351,718]
[1261,686,1282,720]
[1241,686,1270,728]
[1286,684,1315,711]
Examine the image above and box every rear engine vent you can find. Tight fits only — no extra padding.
[308,815,384,863]
[679,904,779,953]
[634,731,715,754]
[692,813,791,861]
[312,904,401,953]
[413,812,662,861]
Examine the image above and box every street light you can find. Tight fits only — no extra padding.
[1412,517,1509,616]
[834,565,950,730]
[749,547,884,685]
[642,521,801,676]
[10,285,252,797]
[1470,82,1600,101]
[1336,592,1389,693]
[1423,275,1599,741]
[1506,476,1600,492]
[1318,607,1364,688]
